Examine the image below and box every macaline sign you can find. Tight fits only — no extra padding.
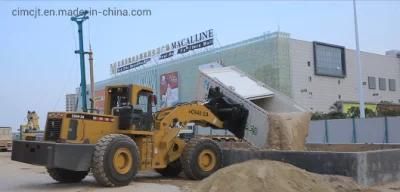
[110,29,214,75]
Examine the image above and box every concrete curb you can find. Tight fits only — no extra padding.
[222,148,400,186]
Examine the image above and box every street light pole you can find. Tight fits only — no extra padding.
[353,0,365,118]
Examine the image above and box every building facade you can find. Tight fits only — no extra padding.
[88,31,399,113]
[65,94,78,112]
[290,39,400,112]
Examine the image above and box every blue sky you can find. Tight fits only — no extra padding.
[0,1,399,131]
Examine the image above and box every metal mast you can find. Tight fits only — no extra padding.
[71,11,89,112]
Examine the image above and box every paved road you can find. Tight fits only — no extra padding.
[0,152,195,192]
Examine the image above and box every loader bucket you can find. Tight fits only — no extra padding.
[205,87,248,139]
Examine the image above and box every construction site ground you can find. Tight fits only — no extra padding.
[0,152,398,192]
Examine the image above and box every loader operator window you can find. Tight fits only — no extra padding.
[136,91,153,130]
[137,92,151,113]
[109,87,130,109]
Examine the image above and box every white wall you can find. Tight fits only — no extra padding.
[290,39,400,112]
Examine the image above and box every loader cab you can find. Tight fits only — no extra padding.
[104,85,154,131]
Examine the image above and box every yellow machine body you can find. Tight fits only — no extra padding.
[12,84,248,187]
[43,84,224,170]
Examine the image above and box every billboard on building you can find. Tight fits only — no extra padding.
[160,72,179,108]
[94,89,105,114]
[110,29,214,75]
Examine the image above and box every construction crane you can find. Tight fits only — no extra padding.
[71,11,89,112]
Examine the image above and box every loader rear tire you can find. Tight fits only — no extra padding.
[181,138,222,180]
[91,134,140,187]
[155,160,182,177]
[47,168,88,183]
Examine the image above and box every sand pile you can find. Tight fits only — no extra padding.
[266,112,312,150]
[194,160,361,192]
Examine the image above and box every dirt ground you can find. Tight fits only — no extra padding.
[0,152,197,192]
[1,152,400,192]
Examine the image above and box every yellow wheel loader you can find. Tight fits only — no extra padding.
[11,84,248,187]
[19,111,43,141]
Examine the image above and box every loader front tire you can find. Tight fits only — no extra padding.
[47,168,88,183]
[181,138,222,180]
[91,134,140,187]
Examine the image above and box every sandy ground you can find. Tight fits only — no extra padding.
[369,183,400,192]
[0,152,197,192]
[2,151,400,192]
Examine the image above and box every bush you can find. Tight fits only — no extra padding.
[311,106,378,120]
[346,106,376,118]
[311,111,347,120]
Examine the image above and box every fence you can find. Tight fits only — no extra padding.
[192,116,400,145]
[307,116,400,144]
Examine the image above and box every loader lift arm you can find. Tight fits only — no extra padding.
[151,87,249,167]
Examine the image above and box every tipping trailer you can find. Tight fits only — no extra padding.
[197,64,306,147]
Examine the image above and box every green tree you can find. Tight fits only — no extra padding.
[346,106,376,118]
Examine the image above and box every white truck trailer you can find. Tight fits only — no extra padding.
[0,127,12,151]
[196,64,306,147]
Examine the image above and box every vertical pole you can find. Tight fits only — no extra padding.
[89,45,95,110]
[77,22,87,112]
[324,120,329,144]
[384,117,389,143]
[71,11,89,112]
[353,0,365,118]
[352,118,357,143]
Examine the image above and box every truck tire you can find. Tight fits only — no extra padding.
[91,134,140,187]
[155,160,182,177]
[47,168,88,183]
[181,138,222,180]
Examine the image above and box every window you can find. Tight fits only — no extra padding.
[379,78,386,91]
[389,79,396,91]
[368,76,376,89]
[313,42,346,77]
[138,94,150,113]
